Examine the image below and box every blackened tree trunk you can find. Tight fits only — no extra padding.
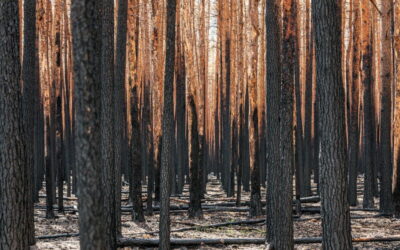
[379,0,394,215]
[147,136,155,210]
[130,86,145,222]
[155,136,162,202]
[0,1,30,248]
[175,33,186,195]
[114,0,128,237]
[237,106,244,206]
[303,0,313,196]
[143,85,154,215]
[71,0,107,248]
[271,0,297,247]
[101,0,116,248]
[242,89,250,192]
[295,40,304,207]
[222,39,232,196]
[348,0,361,206]
[22,0,37,244]
[56,96,64,213]
[265,0,289,248]
[45,117,55,219]
[313,0,353,248]
[160,0,177,248]
[50,81,57,205]
[361,0,374,209]
[188,96,203,218]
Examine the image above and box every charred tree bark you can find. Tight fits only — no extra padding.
[114,0,129,237]
[303,0,313,196]
[361,0,375,209]
[313,0,353,249]
[0,1,31,247]
[45,118,55,219]
[130,86,145,222]
[265,0,288,248]
[271,0,297,247]
[71,0,107,248]
[175,22,186,195]
[379,0,394,215]
[160,0,177,248]
[348,0,361,206]
[188,96,203,219]
[56,96,64,213]
[22,0,37,244]
[101,0,117,247]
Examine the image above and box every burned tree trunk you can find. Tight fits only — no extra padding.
[313,0,353,248]
[188,96,203,219]
[348,0,361,206]
[0,1,31,247]
[379,0,394,215]
[101,0,116,247]
[160,0,177,248]
[248,0,261,217]
[71,0,107,247]
[361,0,374,209]
[130,86,145,222]
[22,0,37,244]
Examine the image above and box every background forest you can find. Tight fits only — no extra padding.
[1,0,400,249]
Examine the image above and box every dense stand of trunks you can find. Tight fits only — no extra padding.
[1,0,400,249]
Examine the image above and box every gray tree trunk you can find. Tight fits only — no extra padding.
[114,0,128,237]
[0,1,30,248]
[160,0,177,248]
[22,0,37,244]
[188,96,203,218]
[313,0,353,248]
[101,0,116,248]
[130,86,145,222]
[71,0,107,248]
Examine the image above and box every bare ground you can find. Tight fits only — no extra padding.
[35,176,400,249]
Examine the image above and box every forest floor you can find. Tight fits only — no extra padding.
[35,175,400,249]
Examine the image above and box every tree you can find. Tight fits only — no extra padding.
[392,0,400,217]
[277,0,297,246]
[188,95,203,218]
[360,0,375,209]
[22,0,37,244]
[114,0,129,236]
[265,0,287,248]
[101,0,117,248]
[45,117,55,219]
[71,0,107,248]
[265,0,295,247]
[248,0,262,217]
[303,0,313,197]
[379,0,394,215]
[348,0,361,206]
[312,0,353,248]
[130,86,145,222]
[160,0,177,248]
[175,12,187,195]
[0,1,30,248]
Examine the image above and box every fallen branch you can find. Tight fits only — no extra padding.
[38,195,77,201]
[36,233,79,240]
[117,236,400,247]
[118,238,266,247]
[136,219,266,235]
